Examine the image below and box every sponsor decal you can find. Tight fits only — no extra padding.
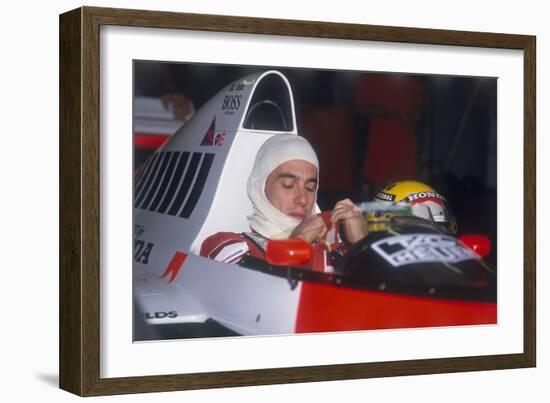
[228,82,246,91]
[214,132,226,146]
[134,240,154,264]
[200,118,227,147]
[406,192,446,204]
[145,311,178,320]
[134,224,145,239]
[133,226,153,264]
[200,118,216,146]
[222,94,242,115]
[375,192,396,202]
[371,233,478,267]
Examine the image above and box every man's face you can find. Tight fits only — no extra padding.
[265,159,318,221]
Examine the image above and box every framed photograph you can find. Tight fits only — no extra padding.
[59,6,536,396]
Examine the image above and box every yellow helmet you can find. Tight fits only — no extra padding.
[373,180,457,234]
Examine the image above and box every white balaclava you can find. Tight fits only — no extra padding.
[247,134,320,239]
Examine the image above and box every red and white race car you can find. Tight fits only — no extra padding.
[133,70,496,341]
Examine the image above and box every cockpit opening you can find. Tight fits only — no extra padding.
[243,74,294,131]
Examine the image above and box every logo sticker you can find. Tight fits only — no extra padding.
[227,82,248,92]
[200,119,216,146]
[145,311,178,320]
[371,233,478,267]
[134,240,154,265]
[134,224,145,239]
[406,191,446,204]
[222,94,242,115]
[214,132,226,146]
[375,192,396,202]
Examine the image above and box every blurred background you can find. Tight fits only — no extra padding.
[134,61,497,265]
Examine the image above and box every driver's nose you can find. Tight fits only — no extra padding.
[294,187,308,207]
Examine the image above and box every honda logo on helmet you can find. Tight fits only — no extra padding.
[406,192,446,203]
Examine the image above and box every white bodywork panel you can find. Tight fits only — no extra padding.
[134,255,302,335]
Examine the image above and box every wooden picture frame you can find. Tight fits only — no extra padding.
[59,6,536,396]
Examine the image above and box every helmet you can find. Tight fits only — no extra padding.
[373,180,457,234]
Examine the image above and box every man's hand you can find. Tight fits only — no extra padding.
[290,214,327,244]
[331,199,368,244]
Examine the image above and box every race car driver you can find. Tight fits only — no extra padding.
[200,134,367,272]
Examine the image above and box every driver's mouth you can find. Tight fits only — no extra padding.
[288,212,306,220]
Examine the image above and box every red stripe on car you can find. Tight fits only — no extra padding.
[295,282,496,333]
[159,252,188,283]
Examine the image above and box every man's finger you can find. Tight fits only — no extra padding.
[331,205,361,223]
